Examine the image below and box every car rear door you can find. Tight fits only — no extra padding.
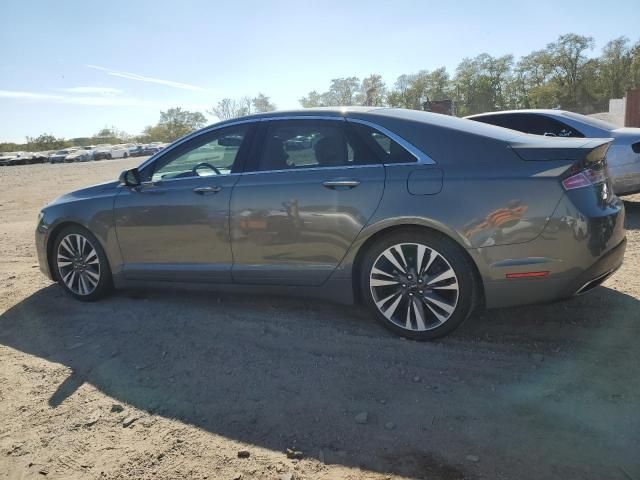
[229,117,385,286]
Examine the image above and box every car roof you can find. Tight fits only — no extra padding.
[210,107,520,142]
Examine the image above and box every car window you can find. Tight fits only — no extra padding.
[257,120,376,172]
[349,123,416,164]
[473,113,584,138]
[151,125,249,181]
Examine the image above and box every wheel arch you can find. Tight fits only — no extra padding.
[350,223,485,308]
[46,221,111,280]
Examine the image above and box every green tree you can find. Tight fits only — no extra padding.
[299,90,324,108]
[252,93,276,113]
[358,74,386,106]
[546,33,594,109]
[157,107,207,141]
[25,133,69,151]
[598,37,633,100]
[452,54,513,115]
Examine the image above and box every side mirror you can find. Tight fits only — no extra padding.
[119,168,141,187]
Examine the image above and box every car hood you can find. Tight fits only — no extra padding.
[46,180,120,207]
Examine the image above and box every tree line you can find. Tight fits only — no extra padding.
[300,34,640,115]
[2,33,639,153]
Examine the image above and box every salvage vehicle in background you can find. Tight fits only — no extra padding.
[94,144,128,160]
[0,152,21,166]
[64,149,92,162]
[82,145,97,160]
[32,151,53,163]
[49,149,77,163]
[466,109,640,196]
[35,107,626,340]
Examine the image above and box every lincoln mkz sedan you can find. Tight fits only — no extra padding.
[36,108,626,339]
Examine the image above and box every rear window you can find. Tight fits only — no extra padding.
[473,113,584,138]
[349,123,416,164]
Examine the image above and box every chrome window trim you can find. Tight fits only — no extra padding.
[136,172,241,188]
[138,114,435,174]
[346,118,435,165]
[241,163,383,176]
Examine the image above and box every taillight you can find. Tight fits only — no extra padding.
[562,168,607,190]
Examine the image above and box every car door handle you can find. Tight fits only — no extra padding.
[193,186,222,194]
[322,179,361,190]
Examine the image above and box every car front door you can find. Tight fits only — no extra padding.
[230,118,385,286]
[114,123,255,282]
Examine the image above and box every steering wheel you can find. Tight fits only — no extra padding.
[193,162,221,176]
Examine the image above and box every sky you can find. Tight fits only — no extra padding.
[0,0,638,143]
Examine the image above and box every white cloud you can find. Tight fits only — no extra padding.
[0,89,158,107]
[0,89,210,111]
[57,86,123,96]
[86,65,208,92]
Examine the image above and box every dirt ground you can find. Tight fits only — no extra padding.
[0,159,638,480]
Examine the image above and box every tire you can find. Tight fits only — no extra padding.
[107,153,112,160]
[52,225,113,301]
[359,229,476,340]
[124,152,129,158]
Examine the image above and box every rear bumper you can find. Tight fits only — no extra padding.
[476,193,626,309]
[562,237,625,296]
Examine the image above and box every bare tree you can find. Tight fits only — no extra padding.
[209,94,277,120]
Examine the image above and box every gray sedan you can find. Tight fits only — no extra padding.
[466,109,640,196]
[35,107,626,339]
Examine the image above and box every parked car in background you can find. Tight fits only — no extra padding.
[32,151,53,163]
[65,149,92,162]
[140,143,163,155]
[0,152,21,166]
[3,151,34,165]
[49,149,76,163]
[129,145,145,157]
[111,145,130,159]
[93,144,113,160]
[35,107,626,340]
[126,144,140,155]
[82,145,97,160]
[93,144,128,160]
[466,109,640,196]
[285,135,313,150]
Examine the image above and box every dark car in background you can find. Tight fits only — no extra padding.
[36,107,625,340]
[466,109,640,196]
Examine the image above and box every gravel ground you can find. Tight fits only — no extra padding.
[0,159,639,480]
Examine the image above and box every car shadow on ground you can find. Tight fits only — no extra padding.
[1,276,640,478]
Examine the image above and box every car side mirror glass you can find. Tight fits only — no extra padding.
[119,168,141,187]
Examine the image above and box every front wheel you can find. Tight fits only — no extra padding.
[360,230,476,340]
[53,226,113,301]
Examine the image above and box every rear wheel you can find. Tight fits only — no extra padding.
[107,153,112,160]
[53,226,112,301]
[124,152,129,158]
[360,229,476,340]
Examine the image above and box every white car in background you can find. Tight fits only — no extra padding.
[93,144,129,160]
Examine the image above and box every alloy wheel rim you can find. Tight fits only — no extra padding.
[369,243,459,331]
[56,234,101,296]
